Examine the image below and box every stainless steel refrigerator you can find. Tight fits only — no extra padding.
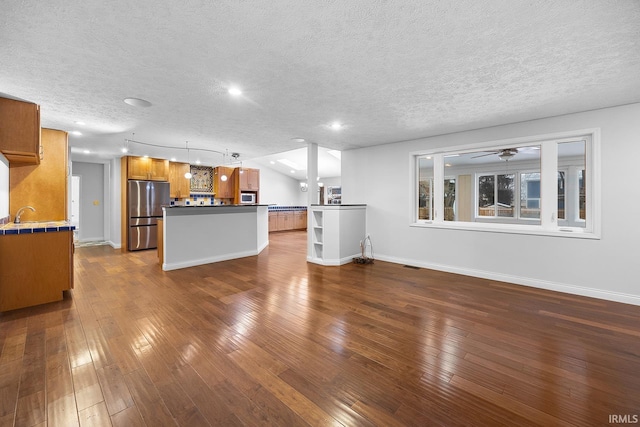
[128,180,170,251]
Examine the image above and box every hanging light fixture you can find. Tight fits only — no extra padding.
[184,142,193,179]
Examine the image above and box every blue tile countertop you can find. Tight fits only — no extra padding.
[0,221,76,235]
[268,205,307,212]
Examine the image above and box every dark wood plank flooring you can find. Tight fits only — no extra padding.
[1,231,639,426]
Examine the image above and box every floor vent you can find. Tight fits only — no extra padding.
[403,265,420,270]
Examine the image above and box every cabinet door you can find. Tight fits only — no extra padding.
[277,211,294,230]
[268,212,278,232]
[214,166,235,199]
[127,156,150,180]
[294,211,307,229]
[0,97,41,164]
[10,129,68,221]
[169,162,191,198]
[149,158,169,181]
[277,212,287,230]
[238,168,249,190]
[239,168,260,190]
[248,169,260,190]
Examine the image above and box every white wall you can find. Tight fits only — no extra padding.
[342,103,640,305]
[72,162,105,241]
[243,160,306,205]
[0,154,8,221]
[109,158,121,248]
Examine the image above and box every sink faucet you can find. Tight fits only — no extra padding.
[14,206,36,224]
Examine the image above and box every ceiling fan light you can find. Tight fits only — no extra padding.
[498,149,517,161]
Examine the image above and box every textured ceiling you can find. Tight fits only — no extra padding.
[1,0,639,172]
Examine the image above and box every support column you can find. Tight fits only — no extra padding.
[307,142,318,206]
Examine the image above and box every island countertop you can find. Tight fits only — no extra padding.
[163,204,270,209]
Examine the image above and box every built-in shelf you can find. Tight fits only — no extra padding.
[312,210,324,259]
[307,205,366,266]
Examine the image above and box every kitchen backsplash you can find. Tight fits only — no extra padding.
[170,195,224,206]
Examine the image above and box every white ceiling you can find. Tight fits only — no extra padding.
[1,1,639,177]
[251,146,342,180]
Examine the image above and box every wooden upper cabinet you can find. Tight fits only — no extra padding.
[238,167,260,190]
[127,156,169,181]
[169,162,191,198]
[10,129,68,221]
[214,166,235,199]
[0,97,41,165]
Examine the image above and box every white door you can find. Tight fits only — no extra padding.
[71,175,80,233]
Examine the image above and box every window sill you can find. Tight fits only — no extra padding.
[410,221,600,239]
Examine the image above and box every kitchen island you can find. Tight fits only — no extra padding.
[161,205,268,271]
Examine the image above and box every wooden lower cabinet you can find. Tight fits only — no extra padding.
[294,211,307,229]
[269,210,307,232]
[268,212,278,231]
[0,231,74,312]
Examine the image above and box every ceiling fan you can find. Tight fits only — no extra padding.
[472,148,519,161]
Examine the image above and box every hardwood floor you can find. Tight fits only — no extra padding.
[1,231,639,426]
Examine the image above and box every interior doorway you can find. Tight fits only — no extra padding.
[71,175,80,239]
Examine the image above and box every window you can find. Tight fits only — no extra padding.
[520,172,540,219]
[477,173,515,218]
[417,157,433,220]
[444,178,456,221]
[413,130,599,238]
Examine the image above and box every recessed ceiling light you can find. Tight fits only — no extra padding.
[269,161,275,165]
[121,147,128,153]
[290,170,295,174]
[74,121,85,125]
[170,157,176,162]
[83,149,90,154]
[228,87,242,96]
[124,97,152,107]
[195,160,201,165]
[143,155,149,158]
[292,138,305,143]
[330,122,342,130]
[70,131,82,136]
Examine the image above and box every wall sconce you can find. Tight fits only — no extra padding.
[300,182,308,192]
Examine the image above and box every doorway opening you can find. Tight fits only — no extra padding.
[71,175,80,240]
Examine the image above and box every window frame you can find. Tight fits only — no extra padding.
[410,129,600,239]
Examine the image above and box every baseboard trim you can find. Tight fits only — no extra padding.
[306,253,359,266]
[107,241,121,249]
[163,248,264,271]
[374,254,640,306]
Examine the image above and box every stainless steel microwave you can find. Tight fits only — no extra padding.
[240,193,256,204]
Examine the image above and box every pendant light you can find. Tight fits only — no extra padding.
[184,142,193,179]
